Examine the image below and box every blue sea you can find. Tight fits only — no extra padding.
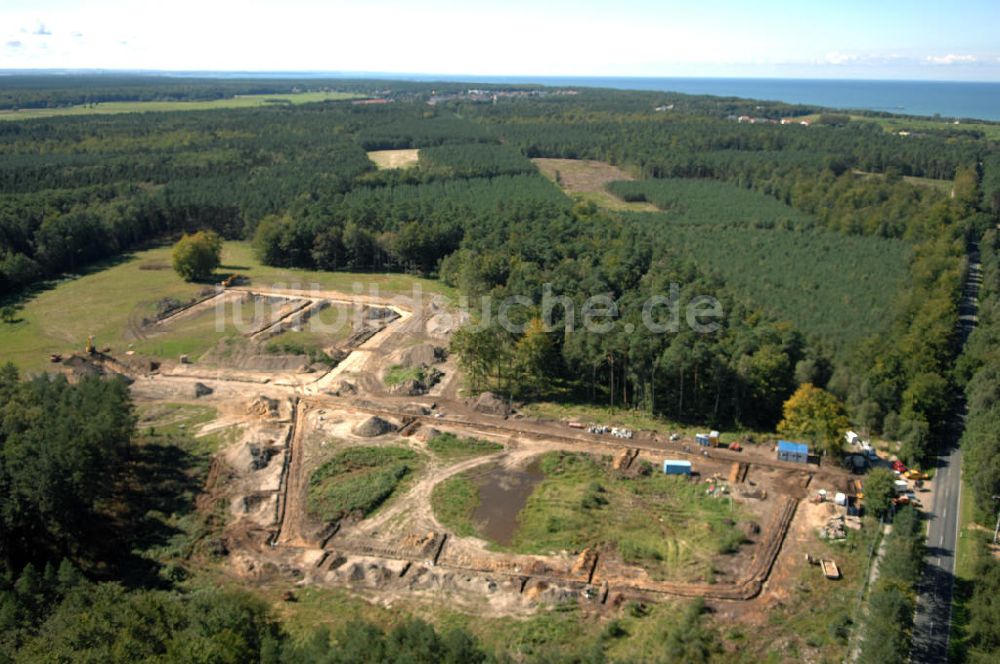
[394,75,1000,122]
[174,70,1000,122]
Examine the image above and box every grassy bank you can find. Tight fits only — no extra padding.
[307,446,421,522]
[435,451,748,583]
[0,241,452,372]
[948,476,981,662]
[0,91,361,121]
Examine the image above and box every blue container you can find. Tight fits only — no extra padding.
[777,440,809,464]
[663,460,692,475]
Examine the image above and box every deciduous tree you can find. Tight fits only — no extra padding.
[172,230,222,282]
[778,383,850,456]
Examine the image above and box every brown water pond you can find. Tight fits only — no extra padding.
[470,459,543,546]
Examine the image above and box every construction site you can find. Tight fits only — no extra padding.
[51,278,866,619]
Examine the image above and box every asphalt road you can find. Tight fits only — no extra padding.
[910,244,979,663]
[910,444,962,663]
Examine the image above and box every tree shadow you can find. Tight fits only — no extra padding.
[105,439,209,589]
[1,252,139,311]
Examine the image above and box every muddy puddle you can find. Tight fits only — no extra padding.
[471,459,543,545]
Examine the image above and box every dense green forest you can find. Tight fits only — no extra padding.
[0,76,993,443]
[2,73,1000,663]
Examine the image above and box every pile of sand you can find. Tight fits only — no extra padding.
[353,416,396,437]
[399,343,445,368]
[472,392,511,416]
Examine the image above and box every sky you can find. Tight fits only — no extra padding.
[2,0,1000,81]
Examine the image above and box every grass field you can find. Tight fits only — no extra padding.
[852,169,953,192]
[261,577,690,662]
[384,364,426,387]
[0,241,454,373]
[948,477,980,662]
[744,520,880,664]
[367,149,421,170]
[0,91,362,121]
[794,113,1000,141]
[431,475,481,538]
[436,451,747,582]
[307,446,422,522]
[426,432,504,460]
[263,302,356,353]
[533,158,659,212]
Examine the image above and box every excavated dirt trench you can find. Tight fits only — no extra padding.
[104,282,853,615]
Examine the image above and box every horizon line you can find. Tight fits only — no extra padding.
[1,68,1000,85]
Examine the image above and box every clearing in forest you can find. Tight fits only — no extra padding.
[368,149,420,170]
[0,91,362,121]
[433,451,749,583]
[0,241,450,373]
[532,158,658,211]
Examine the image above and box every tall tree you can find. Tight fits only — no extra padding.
[778,383,850,456]
[172,230,222,282]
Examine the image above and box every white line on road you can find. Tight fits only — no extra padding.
[939,534,944,546]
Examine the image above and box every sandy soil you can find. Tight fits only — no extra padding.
[368,149,420,170]
[98,279,860,618]
[532,158,659,211]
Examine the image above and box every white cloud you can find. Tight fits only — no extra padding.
[925,54,978,65]
[823,51,857,65]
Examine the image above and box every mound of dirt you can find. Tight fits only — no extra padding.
[472,392,512,416]
[228,441,278,473]
[193,382,213,398]
[353,416,396,437]
[247,396,281,419]
[738,521,761,538]
[389,378,425,396]
[414,427,441,442]
[364,306,400,324]
[327,380,357,397]
[400,344,446,368]
[200,339,312,372]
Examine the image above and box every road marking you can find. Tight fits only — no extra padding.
[943,508,948,519]
[939,534,944,546]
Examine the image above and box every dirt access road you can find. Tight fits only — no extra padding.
[112,281,854,612]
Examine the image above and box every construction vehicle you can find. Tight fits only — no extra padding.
[728,441,743,452]
[904,469,929,481]
[85,335,96,355]
[221,274,248,288]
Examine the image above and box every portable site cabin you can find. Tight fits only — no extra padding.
[663,460,692,476]
[696,433,711,447]
[777,440,809,464]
